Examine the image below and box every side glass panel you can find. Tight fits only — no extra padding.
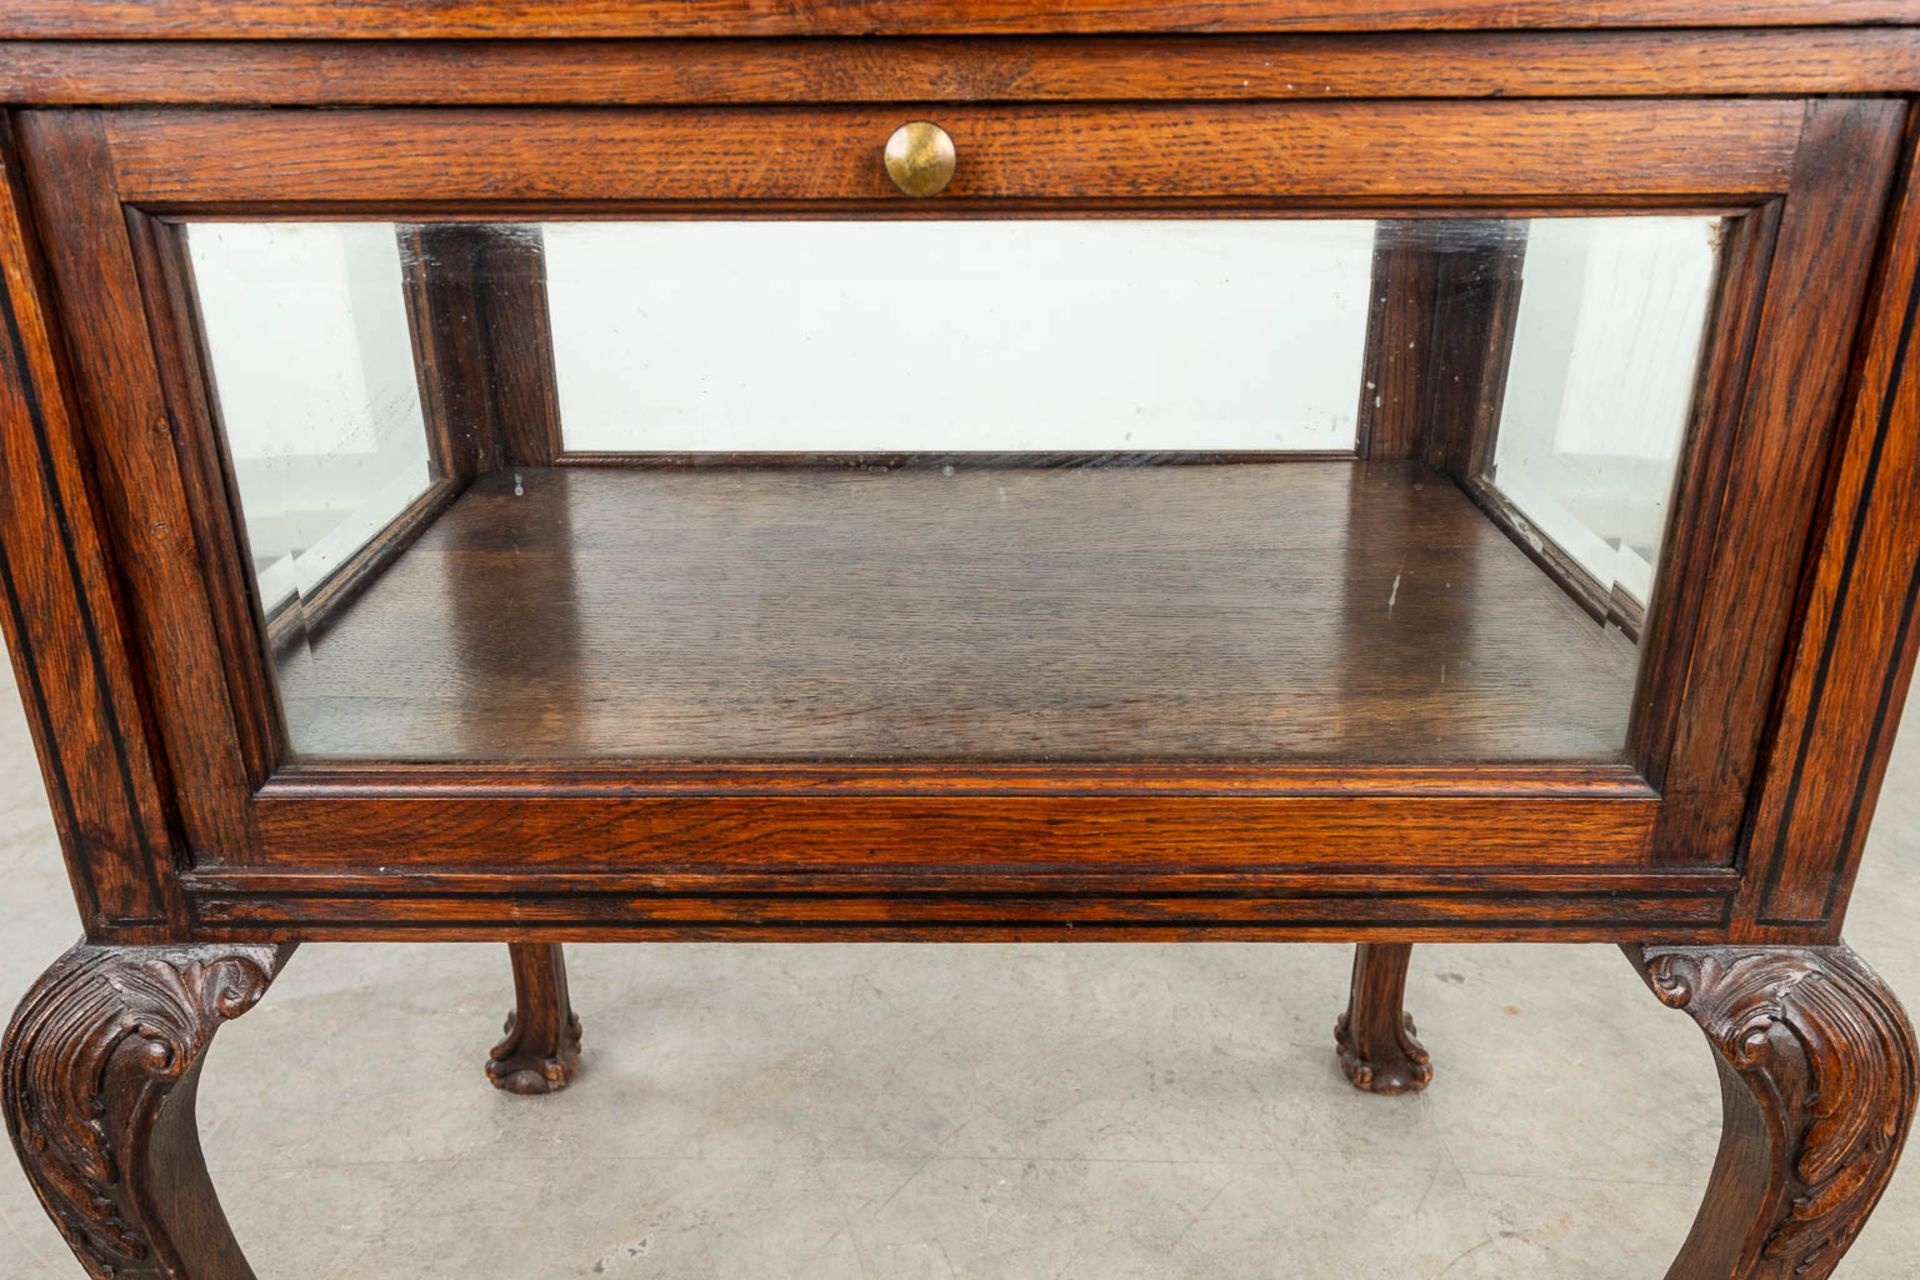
[1483,217,1719,632]
[183,216,1724,764]
[186,223,436,639]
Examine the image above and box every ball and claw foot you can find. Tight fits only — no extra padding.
[485,942,583,1095]
[486,1007,583,1095]
[1335,1006,1435,1095]
[1335,942,1434,1095]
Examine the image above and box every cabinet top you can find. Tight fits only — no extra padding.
[4,0,1915,40]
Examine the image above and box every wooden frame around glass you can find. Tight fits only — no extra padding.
[0,95,1898,943]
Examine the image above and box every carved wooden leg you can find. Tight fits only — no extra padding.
[1335,942,1433,1094]
[1630,943,1918,1280]
[486,942,583,1095]
[3,941,292,1280]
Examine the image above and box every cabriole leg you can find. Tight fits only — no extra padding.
[1335,942,1433,1094]
[3,941,291,1280]
[1630,942,1918,1280]
[486,942,583,1095]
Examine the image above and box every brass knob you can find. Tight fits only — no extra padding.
[883,121,957,197]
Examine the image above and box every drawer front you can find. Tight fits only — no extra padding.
[101,101,1803,204]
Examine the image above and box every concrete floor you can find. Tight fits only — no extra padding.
[1,659,1917,1278]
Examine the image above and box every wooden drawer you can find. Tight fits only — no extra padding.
[98,100,1803,205]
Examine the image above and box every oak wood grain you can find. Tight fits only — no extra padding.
[1654,100,1904,866]
[182,864,1733,897]
[180,864,1734,940]
[99,101,1805,207]
[0,116,178,933]
[400,222,562,476]
[16,110,262,869]
[1354,219,1524,470]
[248,791,1660,869]
[5,33,1920,106]
[5,0,1916,40]
[1741,121,1920,930]
[1627,202,1779,794]
[126,211,288,787]
[185,920,1734,944]
[192,890,1725,930]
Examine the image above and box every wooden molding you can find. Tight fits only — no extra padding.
[4,33,1920,106]
[4,0,1917,40]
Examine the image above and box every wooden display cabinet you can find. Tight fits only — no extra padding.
[3,5,1920,1276]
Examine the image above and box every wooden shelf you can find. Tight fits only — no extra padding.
[272,460,1640,763]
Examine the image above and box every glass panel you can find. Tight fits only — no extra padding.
[546,221,1375,453]
[180,215,1725,764]
[187,223,435,631]
[1485,217,1719,624]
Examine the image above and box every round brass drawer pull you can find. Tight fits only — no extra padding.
[883,121,957,197]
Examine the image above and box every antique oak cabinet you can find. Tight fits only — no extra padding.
[4,3,1920,1277]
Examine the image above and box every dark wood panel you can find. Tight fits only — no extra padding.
[1354,219,1524,467]
[1353,221,1437,461]
[265,463,1642,764]
[183,866,1731,941]
[4,0,1915,39]
[184,920,1733,944]
[1654,100,1905,865]
[185,866,1737,942]
[190,890,1725,929]
[400,222,562,475]
[1418,226,1526,478]
[0,116,177,933]
[100,102,1805,206]
[1741,120,1920,931]
[7,33,1920,105]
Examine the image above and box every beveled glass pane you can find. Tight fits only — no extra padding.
[180,214,1725,765]
[187,222,435,631]
[1486,217,1719,622]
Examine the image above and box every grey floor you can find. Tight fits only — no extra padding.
[0,658,1916,1278]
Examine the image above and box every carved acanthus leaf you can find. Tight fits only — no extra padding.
[2,943,281,1272]
[1642,945,1918,1276]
